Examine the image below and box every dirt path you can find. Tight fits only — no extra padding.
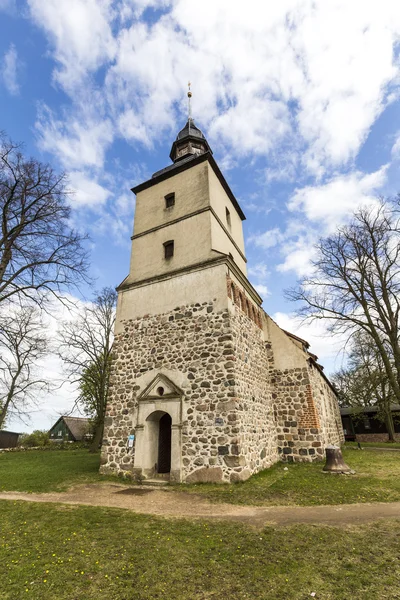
[1,483,400,528]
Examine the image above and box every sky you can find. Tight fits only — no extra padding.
[1,0,400,431]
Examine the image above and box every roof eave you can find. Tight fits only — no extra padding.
[131,152,246,221]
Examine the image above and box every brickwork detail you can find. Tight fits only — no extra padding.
[227,276,262,328]
[307,362,344,448]
[299,384,321,429]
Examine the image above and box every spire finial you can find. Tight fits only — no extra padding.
[187,81,192,120]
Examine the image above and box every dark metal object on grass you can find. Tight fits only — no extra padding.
[323,445,353,473]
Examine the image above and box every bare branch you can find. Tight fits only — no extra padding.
[57,287,117,452]
[287,197,400,407]
[0,304,49,428]
[0,133,91,308]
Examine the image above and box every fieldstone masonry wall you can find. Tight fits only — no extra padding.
[101,296,344,481]
[101,300,280,483]
[228,310,278,479]
[271,365,322,462]
[308,361,344,448]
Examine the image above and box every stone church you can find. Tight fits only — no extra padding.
[100,109,344,484]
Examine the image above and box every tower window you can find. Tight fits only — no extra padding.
[225,207,231,229]
[164,240,174,259]
[165,193,175,208]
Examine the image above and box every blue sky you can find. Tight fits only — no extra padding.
[1,0,400,430]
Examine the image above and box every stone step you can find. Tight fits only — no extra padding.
[142,479,170,487]
[149,473,170,481]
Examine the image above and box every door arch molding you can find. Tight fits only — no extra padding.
[134,374,183,482]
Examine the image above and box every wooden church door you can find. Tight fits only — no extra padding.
[157,413,172,473]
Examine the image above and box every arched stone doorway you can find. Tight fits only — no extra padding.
[143,410,172,475]
[133,374,183,481]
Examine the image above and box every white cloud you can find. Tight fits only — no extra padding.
[24,0,400,254]
[288,167,388,231]
[392,132,400,159]
[118,109,152,146]
[247,262,270,300]
[36,105,114,171]
[276,243,316,277]
[115,192,135,217]
[68,171,111,209]
[117,0,169,21]
[1,44,20,95]
[209,97,290,157]
[28,0,116,91]
[248,262,270,280]
[27,0,400,178]
[254,283,269,298]
[291,1,400,174]
[250,167,388,278]
[250,227,285,249]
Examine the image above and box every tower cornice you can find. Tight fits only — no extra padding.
[131,152,246,221]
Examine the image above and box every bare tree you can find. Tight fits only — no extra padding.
[0,133,90,307]
[58,288,116,452]
[0,305,48,428]
[287,198,400,405]
[331,331,397,440]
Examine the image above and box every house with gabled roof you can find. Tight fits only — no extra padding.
[49,416,91,442]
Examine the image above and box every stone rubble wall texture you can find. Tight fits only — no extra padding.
[101,294,344,481]
[270,354,344,463]
[307,361,345,448]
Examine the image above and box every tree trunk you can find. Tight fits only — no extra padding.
[384,408,396,442]
[380,380,396,442]
[89,420,104,453]
[0,408,6,430]
[0,380,16,429]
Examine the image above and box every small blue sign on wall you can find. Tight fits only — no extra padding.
[128,434,135,448]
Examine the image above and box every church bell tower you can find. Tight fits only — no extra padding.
[100,88,268,483]
[100,88,343,483]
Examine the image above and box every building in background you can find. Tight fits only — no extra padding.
[341,406,400,442]
[49,416,91,442]
[100,103,344,483]
[0,430,20,449]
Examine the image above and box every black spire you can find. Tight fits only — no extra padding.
[169,84,212,162]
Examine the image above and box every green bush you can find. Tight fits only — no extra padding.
[19,430,50,448]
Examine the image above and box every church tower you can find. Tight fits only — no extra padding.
[100,92,344,483]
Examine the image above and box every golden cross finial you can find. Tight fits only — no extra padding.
[187,81,192,119]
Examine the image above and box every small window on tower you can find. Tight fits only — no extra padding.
[164,240,174,259]
[225,207,231,229]
[165,193,175,208]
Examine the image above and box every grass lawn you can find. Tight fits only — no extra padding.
[345,441,400,449]
[179,449,400,506]
[0,450,101,493]
[1,447,400,507]
[0,500,400,600]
